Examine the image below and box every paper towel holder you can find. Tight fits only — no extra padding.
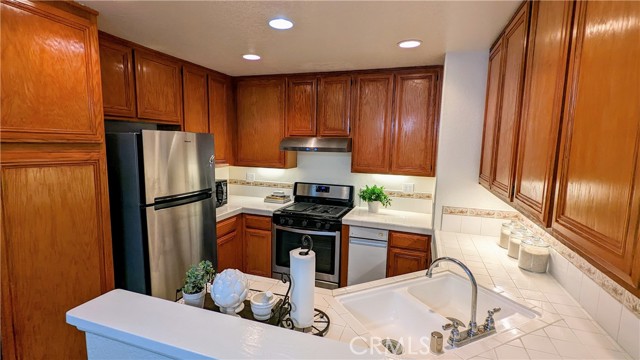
[299,235,313,256]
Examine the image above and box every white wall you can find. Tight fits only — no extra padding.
[434,51,515,229]
[227,152,436,214]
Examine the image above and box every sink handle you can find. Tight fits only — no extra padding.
[487,307,501,316]
[442,317,466,330]
[484,307,502,331]
[442,317,465,344]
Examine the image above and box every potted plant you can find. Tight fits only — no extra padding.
[182,260,214,308]
[358,185,392,213]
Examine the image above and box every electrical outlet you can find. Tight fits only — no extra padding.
[402,183,415,193]
[246,173,256,182]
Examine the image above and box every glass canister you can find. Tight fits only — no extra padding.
[498,221,518,249]
[508,228,530,259]
[518,237,550,273]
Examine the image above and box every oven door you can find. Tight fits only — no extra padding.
[272,225,340,285]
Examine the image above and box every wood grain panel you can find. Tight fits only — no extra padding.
[339,225,349,287]
[217,231,243,273]
[216,215,238,238]
[182,65,209,133]
[243,228,272,277]
[553,0,640,292]
[209,75,231,164]
[286,76,317,136]
[236,78,296,168]
[386,248,428,277]
[479,41,504,188]
[491,2,530,200]
[389,231,430,252]
[351,73,394,173]
[1,0,103,143]
[514,0,574,226]
[244,214,272,231]
[318,75,351,137]
[1,149,114,359]
[135,49,183,124]
[391,70,441,176]
[99,33,136,118]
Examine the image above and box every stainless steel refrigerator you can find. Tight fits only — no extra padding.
[106,130,217,301]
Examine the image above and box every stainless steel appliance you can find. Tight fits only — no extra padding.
[215,180,228,208]
[106,130,217,301]
[272,182,354,289]
[347,226,388,285]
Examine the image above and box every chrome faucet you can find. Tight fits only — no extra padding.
[426,257,479,335]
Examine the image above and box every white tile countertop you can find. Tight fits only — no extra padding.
[67,231,634,359]
[343,207,433,234]
[216,195,292,221]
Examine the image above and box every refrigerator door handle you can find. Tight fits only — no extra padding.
[153,190,212,210]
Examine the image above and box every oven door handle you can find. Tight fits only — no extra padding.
[273,225,338,236]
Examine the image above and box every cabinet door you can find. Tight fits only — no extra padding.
[1,149,114,360]
[514,1,573,226]
[99,33,136,118]
[387,248,428,277]
[0,0,103,143]
[236,78,296,168]
[490,3,530,200]
[135,49,183,124]
[553,1,640,292]
[317,75,351,137]
[479,41,504,188]
[217,231,243,273]
[286,76,317,136]
[209,75,232,164]
[182,65,209,133]
[243,228,272,277]
[351,74,394,174]
[391,71,441,176]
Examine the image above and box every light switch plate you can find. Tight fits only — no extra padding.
[402,183,415,193]
[246,173,256,182]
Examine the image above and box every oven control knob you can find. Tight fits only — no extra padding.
[324,223,331,230]
[287,218,294,226]
[302,220,308,227]
[315,221,322,229]
[279,217,286,225]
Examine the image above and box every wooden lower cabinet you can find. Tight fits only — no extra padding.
[386,231,432,277]
[242,215,272,277]
[216,216,242,272]
[1,147,114,360]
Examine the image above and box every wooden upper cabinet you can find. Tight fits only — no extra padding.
[514,0,573,226]
[236,78,296,168]
[490,2,530,201]
[286,76,317,136]
[182,65,209,133]
[391,70,441,176]
[479,41,504,188]
[318,75,351,137]
[99,33,136,118]
[552,0,640,293]
[351,73,394,174]
[0,0,103,143]
[134,49,183,124]
[209,75,232,164]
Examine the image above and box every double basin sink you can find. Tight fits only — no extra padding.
[336,271,539,356]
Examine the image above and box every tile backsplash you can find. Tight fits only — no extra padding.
[439,205,640,358]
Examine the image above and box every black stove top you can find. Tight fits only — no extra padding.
[278,203,351,219]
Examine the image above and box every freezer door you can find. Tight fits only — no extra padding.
[145,194,216,301]
[141,130,215,204]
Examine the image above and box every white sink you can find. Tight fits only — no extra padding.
[336,271,539,355]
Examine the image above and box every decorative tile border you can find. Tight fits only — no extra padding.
[441,205,640,317]
[442,205,519,219]
[228,178,293,189]
[384,190,432,200]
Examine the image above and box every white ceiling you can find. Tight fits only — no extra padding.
[85,1,520,77]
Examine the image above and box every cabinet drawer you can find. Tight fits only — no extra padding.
[244,214,272,231]
[216,216,238,237]
[389,231,430,251]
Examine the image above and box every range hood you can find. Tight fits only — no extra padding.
[279,137,352,152]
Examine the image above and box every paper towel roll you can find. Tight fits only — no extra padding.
[289,248,316,328]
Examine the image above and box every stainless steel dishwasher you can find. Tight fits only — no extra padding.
[347,226,389,286]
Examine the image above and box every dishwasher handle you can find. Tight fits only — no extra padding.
[349,237,387,248]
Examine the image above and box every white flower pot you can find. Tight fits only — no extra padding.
[367,201,381,213]
[183,289,205,308]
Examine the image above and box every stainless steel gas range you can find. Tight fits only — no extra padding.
[271,182,354,289]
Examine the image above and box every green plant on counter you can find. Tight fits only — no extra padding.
[183,260,215,295]
[358,185,392,207]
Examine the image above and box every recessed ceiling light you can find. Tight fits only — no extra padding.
[269,18,294,30]
[242,54,261,61]
[398,39,422,48]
